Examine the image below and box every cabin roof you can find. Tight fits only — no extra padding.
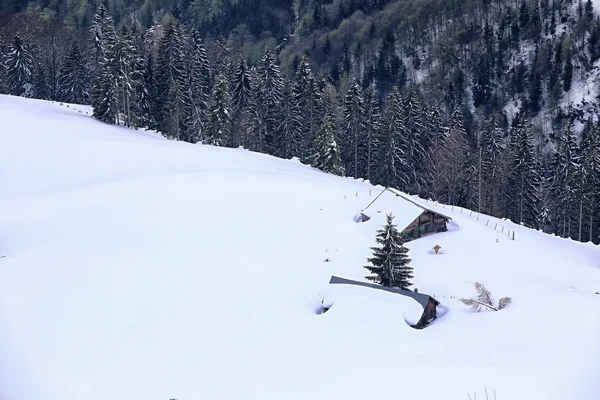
[329,276,439,308]
[360,187,451,231]
[385,188,453,221]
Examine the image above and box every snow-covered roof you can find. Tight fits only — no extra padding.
[360,187,451,231]
[329,275,437,308]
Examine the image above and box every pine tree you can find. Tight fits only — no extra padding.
[32,61,51,100]
[58,41,89,104]
[90,4,113,73]
[403,87,426,193]
[549,122,579,237]
[275,80,301,159]
[421,103,448,162]
[480,114,506,215]
[579,124,600,243]
[292,56,317,161]
[376,87,409,190]
[90,5,119,124]
[255,49,284,155]
[313,114,344,175]
[6,34,34,97]
[343,79,365,178]
[232,57,252,148]
[143,54,158,130]
[131,39,151,130]
[204,73,232,146]
[154,20,192,139]
[187,30,211,143]
[506,115,541,227]
[364,213,413,290]
[363,86,380,181]
[115,25,144,128]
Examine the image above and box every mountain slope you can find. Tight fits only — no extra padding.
[0,95,599,400]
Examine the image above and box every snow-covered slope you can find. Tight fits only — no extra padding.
[0,95,599,400]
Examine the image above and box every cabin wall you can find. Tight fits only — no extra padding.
[401,211,448,241]
[413,298,438,329]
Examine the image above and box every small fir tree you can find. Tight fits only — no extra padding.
[204,73,232,146]
[313,114,344,175]
[364,213,413,289]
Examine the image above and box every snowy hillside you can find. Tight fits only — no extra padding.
[0,95,599,400]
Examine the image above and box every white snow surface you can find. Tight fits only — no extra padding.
[1,95,600,400]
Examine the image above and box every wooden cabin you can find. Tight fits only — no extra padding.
[401,209,450,242]
[357,187,451,242]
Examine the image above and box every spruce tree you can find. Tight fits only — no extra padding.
[506,115,541,227]
[143,54,158,130]
[364,213,413,290]
[313,114,344,175]
[6,34,34,97]
[403,87,426,193]
[549,122,579,237]
[343,80,365,178]
[187,30,211,143]
[275,80,301,159]
[154,20,192,139]
[90,5,118,124]
[480,114,506,215]
[232,57,252,148]
[376,87,409,190]
[90,4,114,74]
[92,59,118,124]
[363,86,381,181]
[204,74,232,146]
[115,25,145,129]
[256,49,284,154]
[292,56,317,161]
[421,103,448,165]
[579,124,600,243]
[58,41,89,104]
[32,61,51,100]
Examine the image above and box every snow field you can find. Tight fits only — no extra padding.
[0,95,599,400]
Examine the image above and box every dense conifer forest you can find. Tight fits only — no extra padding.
[1,0,599,243]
